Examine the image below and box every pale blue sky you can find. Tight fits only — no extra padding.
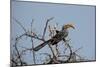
[11,1,96,64]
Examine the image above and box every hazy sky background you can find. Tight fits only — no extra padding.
[11,1,95,64]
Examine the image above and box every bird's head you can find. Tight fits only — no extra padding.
[62,24,75,30]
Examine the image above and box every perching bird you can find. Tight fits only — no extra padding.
[33,24,75,51]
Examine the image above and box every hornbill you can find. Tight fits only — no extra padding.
[33,24,75,51]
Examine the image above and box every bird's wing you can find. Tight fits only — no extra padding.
[33,32,62,51]
[52,31,63,39]
[33,32,61,51]
[33,39,51,51]
[56,30,60,33]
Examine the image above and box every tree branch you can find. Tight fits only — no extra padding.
[42,17,54,39]
[13,18,27,33]
[30,19,36,64]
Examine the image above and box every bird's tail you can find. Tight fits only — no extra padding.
[33,39,51,51]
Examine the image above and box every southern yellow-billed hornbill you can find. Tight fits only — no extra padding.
[33,24,75,51]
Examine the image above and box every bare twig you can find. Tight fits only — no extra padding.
[74,47,83,53]
[13,18,27,33]
[31,38,36,64]
[30,19,36,64]
[16,33,26,41]
[63,39,71,54]
[25,33,44,41]
[63,39,73,62]
[13,33,27,65]
[14,38,23,65]
[42,17,54,39]
[48,43,56,58]
[66,43,73,62]
[55,44,59,57]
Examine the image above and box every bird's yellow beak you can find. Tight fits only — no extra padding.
[63,24,75,29]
